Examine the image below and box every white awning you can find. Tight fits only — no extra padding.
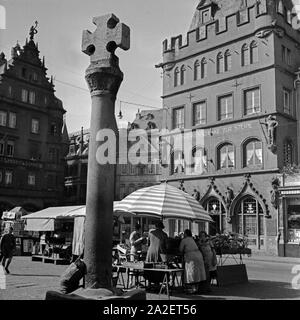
[22,203,125,231]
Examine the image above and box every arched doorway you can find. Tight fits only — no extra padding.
[232,195,265,249]
[204,197,226,235]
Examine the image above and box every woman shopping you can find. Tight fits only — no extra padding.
[179,229,206,294]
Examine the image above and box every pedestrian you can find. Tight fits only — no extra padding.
[129,223,146,261]
[179,229,206,294]
[0,226,16,274]
[197,231,217,291]
[146,221,168,263]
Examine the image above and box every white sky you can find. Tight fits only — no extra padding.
[0,0,197,133]
[1,1,300,133]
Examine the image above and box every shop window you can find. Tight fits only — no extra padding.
[287,205,300,244]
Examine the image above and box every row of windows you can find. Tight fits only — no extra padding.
[0,170,36,186]
[172,87,293,128]
[0,111,59,135]
[169,139,294,175]
[21,68,38,82]
[174,41,259,87]
[6,86,49,106]
[0,139,60,163]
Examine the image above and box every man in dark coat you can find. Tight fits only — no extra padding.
[0,226,16,274]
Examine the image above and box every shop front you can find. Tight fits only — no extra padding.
[278,174,300,257]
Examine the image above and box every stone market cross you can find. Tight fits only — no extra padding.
[82,13,130,63]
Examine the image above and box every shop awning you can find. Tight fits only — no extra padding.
[22,206,85,231]
[22,203,124,231]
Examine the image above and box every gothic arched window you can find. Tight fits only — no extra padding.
[218,143,235,169]
[243,139,263,168]
[180,65,186,85]
[242,44,250,66]
[194,60,200,81]
[224,50,232,72]
[250,41,258,64]
[236,196,264,240]
[205,197,226,235]
[174,67,180,87]
[217,52,224,74]
[201,58,207,79]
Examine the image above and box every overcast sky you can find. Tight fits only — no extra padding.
[0,0,198,133]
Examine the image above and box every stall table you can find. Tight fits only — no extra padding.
[113,262,184,300]
[214,248,251,286]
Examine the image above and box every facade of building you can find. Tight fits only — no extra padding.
[64,127,89,205]
[0,30,68,215]
[158,0,300,255]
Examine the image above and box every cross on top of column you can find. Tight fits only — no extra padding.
[82,13,130,63]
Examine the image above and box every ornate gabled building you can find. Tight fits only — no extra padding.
[0,24,69,214]
[158,0,300,256]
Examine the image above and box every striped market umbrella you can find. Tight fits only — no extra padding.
[114,183,213,223]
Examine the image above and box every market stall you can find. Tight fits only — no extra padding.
[1,207,37,256]
[211,232,252,286]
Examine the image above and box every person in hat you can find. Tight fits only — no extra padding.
[0,226,16,274]
[146,221,168,263]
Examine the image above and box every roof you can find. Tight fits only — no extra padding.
[22,206,86,219]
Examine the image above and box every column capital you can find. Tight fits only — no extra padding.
[85,55,123,97]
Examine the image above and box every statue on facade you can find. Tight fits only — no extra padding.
[225,187,234,209]
[262,115,278,148]
[270,177,280,209]
[192,189,201,202]
[29,21,38,41]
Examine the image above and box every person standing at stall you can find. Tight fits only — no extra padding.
[146,221,168,263]
[0,226,16,274]
[179,229,206,294]
[129,223,145,261]
[197,231,217,289]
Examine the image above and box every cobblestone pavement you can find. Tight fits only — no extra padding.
[0,256,300,300]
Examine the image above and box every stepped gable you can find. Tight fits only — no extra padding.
[162,0,299,66]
